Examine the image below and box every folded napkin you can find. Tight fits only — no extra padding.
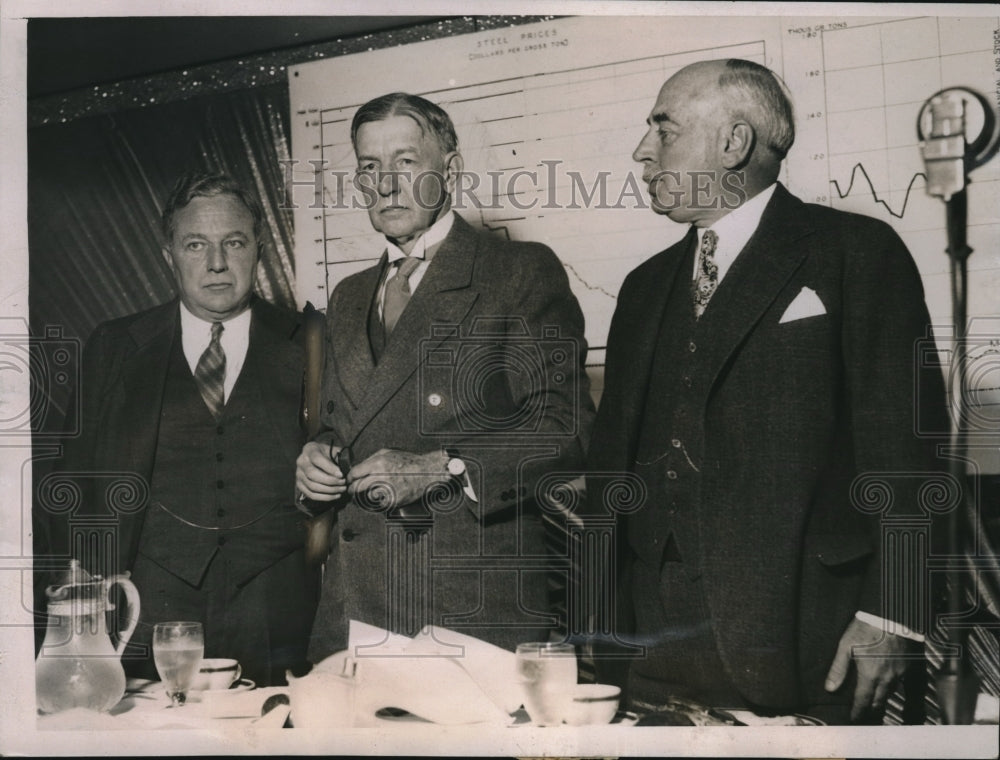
[975,692,999,724]
[306,621,518,726]
[404,625,522,715]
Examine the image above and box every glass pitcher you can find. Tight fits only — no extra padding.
[35,559,140,714]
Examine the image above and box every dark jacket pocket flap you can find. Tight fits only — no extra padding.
[814,534,874,567]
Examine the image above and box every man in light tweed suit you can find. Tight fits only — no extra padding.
[296,93,595,660]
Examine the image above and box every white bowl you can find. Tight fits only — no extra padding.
[564,683,621,726]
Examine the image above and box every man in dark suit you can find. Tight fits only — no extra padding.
[296,93,595,659]
[34,174,317,686]
[587,59,948,723]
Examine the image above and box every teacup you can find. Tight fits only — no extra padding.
[192,658,241,691]
[564,683,621,725]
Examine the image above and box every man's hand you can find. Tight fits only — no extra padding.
[347,448,450,508]
[825,617,915,721]
[295,441,347,502]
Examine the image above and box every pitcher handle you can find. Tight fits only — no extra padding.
[108,572,141,656]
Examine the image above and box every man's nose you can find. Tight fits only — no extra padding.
[206,245,228,272]
[377,171,398,196]
[632,129,656,165]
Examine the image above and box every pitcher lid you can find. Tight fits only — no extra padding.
[45,559,103,601]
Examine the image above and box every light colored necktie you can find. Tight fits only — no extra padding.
[194,321,226,418]
[382,255,422,336]
[693,229,719,319]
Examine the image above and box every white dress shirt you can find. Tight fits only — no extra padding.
[376,210,455,321]
[179,302,252,403]
[692,183,777,283]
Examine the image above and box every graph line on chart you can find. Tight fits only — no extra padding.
[818,15,999,229]
[829,163,928,219]
[561,261,618,300]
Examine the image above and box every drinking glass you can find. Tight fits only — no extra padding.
[515,641,577,726]
[152,621,204,707]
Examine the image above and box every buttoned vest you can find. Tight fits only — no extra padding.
[138,334,303,587]
[629,237,706,573]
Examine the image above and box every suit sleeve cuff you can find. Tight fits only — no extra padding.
[855,610,925,643]
[445,446,478,503]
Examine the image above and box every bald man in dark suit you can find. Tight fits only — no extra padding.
[588,59,948,723]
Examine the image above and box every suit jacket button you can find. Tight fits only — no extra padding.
[217,535,227,546]
[327,400,335,413]
[666,470,678,480]
[688,341,697,353]
[671,439,681,448]
[342,529,357,542]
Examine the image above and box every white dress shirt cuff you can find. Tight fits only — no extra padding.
[457,465,478,503]
[855,611,925,643]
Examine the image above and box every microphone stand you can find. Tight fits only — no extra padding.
[934,187,979,726]
[919,86,1000,724]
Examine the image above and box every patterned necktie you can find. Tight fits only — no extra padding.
[194,321,226,418]
[693,228,719,319]
[382,255,422,336]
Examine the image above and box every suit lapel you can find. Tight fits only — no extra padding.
[120,302,177,477]
[246,299,304,458]
[605,228,694,469]
[345,216,479,443]
[331,261,384,409]
[115,302,176,573]
[693,184,815,399]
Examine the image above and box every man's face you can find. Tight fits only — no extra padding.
[162,193,259,322]
[354,114,458,252]
[633,63,730,226]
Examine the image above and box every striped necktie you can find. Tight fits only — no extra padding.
[383,255,423,336]
[194,321,226,418]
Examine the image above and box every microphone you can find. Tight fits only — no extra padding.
[918,86,1000,202]
[919,91,967,201]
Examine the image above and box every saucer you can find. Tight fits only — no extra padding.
[611,710,639,726]
[194,678,256,697]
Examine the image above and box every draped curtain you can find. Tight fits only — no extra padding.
[29,82,295,432]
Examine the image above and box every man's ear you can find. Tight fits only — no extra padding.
[161,245,176,273]
[721,121,755,170]
[443,151,464,196]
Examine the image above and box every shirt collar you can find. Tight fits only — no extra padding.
[179,299,253,338]
[698,183,777,253]
[385,210,455,264]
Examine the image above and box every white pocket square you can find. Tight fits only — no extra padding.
[779,286,826,324]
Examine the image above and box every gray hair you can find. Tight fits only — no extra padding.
[351,92,458,154]
[719,59,795,160]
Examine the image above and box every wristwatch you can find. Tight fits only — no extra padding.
[445,447,478,503]
[446,456,466,477]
